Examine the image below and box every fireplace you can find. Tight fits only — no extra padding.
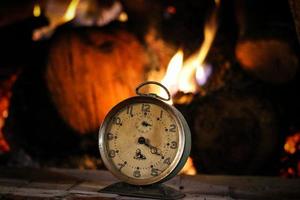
[0,0,300,179]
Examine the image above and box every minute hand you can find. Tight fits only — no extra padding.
[144,139,162,156]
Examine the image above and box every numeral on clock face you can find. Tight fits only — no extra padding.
[141,104,150,113]
[164,157,171,165]
[118,162,127,171]
[151,168,159,176]
[113,117,122,125]
[170,141,178,149]
[107,132,114,140]
[108,150,116,158]
[169,124,176,132]
[127,106,133,116]
[133,170,141,177]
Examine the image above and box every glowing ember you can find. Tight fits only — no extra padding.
[33,3,41,17]
[280,132,300,177]
[179,157,197,175]
[166,6,176,15]
[0,75,18,153]
[284,132,300,154]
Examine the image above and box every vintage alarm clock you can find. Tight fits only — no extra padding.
[98,81,191,198]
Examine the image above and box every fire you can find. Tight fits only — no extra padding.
[160,49,184,101]
[284,133,300,154]
[64,0,80,22]
[33,3,41,17]
[280,132,300,177]
[180,157,197,175]
[33,0,81,41]
[158,0,219,96]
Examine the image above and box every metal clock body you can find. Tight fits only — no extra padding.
[99,82,191,186]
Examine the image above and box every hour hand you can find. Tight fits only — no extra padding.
[141,121,152,127]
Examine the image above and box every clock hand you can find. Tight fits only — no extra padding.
[138,137,163,156]
[141,121,152,127]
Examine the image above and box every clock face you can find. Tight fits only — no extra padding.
[99,96,189,185]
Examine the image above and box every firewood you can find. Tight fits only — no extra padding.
[46,27,149,134]
[190,90,280,175]
[289,0,300,43]
[235,0,299,83]
[235,39,298,83]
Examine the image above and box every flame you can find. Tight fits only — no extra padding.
[196,63,212,86]
[284,132,300,154]
[33,3,41,17]
[158,0,219,98]
[33,0,81,41]
[64,0,80,21]
[160,50,183,97]
[179,157,197,175]
[177,0,219,93]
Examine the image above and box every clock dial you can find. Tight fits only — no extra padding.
[99,96,190,185]
[105,103,180,180]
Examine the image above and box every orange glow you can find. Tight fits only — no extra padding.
[179,157,197,175]
[284,132,300,154]
[64,0,80,21]
[33,3,41,17]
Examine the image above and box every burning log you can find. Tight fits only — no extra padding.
[46,27,149,134]
[235,0,299,84]
[190,90,280,175]
[235,39,298,84]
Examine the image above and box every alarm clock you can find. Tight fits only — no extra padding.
[98,81,191,186]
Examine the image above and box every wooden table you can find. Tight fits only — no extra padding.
[0,167,300,199]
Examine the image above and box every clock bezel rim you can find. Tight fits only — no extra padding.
[98,96,190,185]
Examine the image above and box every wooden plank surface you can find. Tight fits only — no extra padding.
[0,167,300,199]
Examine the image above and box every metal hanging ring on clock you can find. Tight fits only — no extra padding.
[135,81,171,101]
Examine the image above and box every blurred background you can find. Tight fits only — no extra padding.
[0,0,299,178]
